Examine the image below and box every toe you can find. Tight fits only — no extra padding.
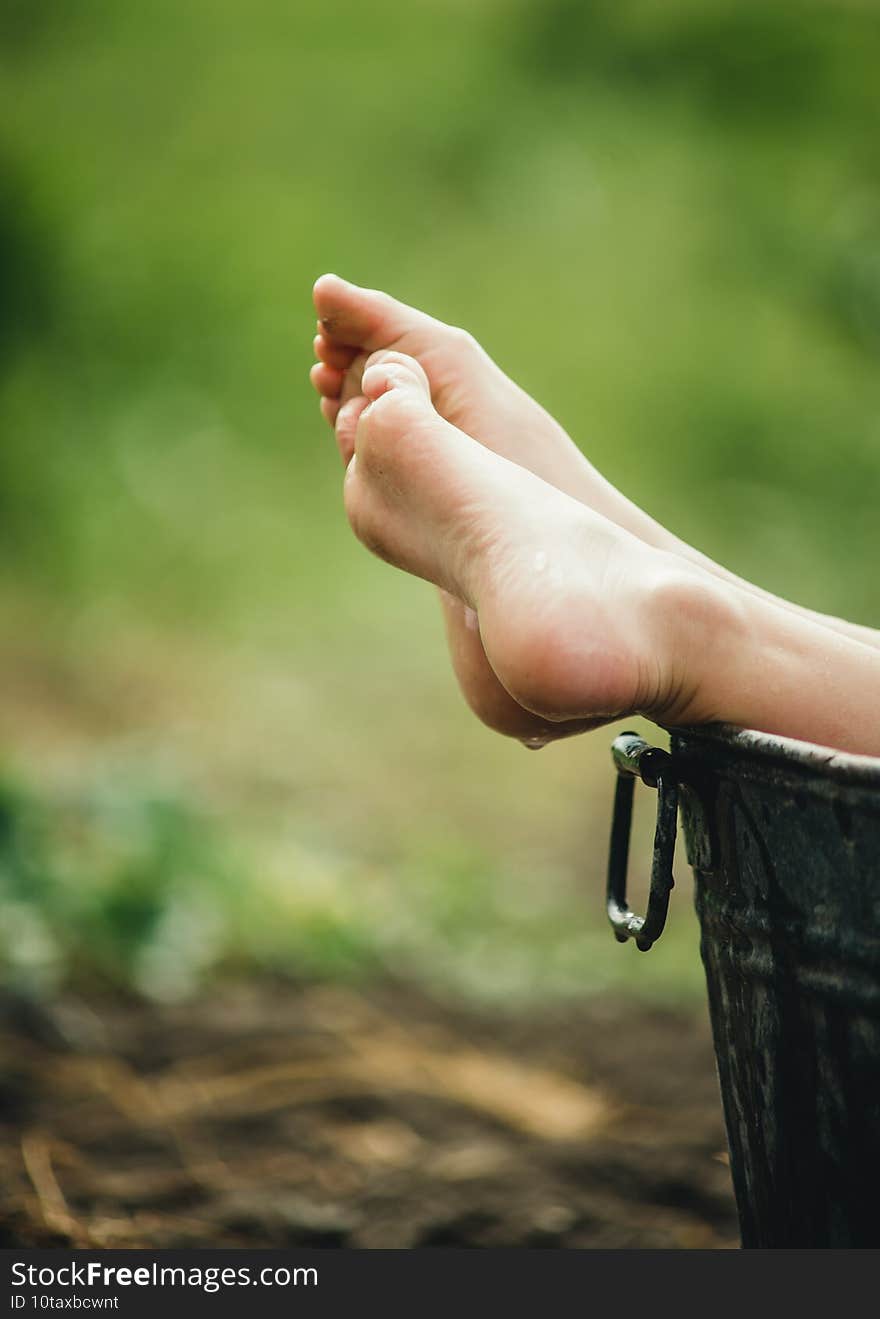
[314,332,358,371]
[312,273,434,353]
[360,351,431,404]
[320,396,340,427]
[335,394,369,466]
[310,361,344,398]
[338,352,369,408]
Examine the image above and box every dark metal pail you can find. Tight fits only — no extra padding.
[606,724,880,1248]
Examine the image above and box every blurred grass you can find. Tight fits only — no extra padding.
[0,754,706,1006]
[1,0,878,1004]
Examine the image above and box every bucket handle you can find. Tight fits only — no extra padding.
[606,732,678,951]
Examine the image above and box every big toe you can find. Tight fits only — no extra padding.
[360,350,432,405]
[313,273,433,352]
[336,351,431,469]
[334,350,427,467]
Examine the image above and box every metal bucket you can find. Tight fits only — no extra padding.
[606,724,880,1247]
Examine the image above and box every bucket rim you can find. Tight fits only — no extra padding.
[668,722,880,786]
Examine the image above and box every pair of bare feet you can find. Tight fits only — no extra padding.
[309,274,880,757]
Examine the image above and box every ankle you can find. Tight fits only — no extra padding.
[640,557,750,727]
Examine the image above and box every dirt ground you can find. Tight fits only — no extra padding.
[0,980,739,1249]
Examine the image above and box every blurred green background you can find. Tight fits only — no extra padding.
[2,0,879,1006]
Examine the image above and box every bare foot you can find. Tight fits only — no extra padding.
[311,273,649,741]
[310,278,880,753]
[337,350,734,735]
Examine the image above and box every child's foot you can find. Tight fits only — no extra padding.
[338,350,736,733]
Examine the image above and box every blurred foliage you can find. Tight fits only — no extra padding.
[1,0,878,1002]
[0,765,705,1004]
[524,0,878,126]
[0,152,59,362]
